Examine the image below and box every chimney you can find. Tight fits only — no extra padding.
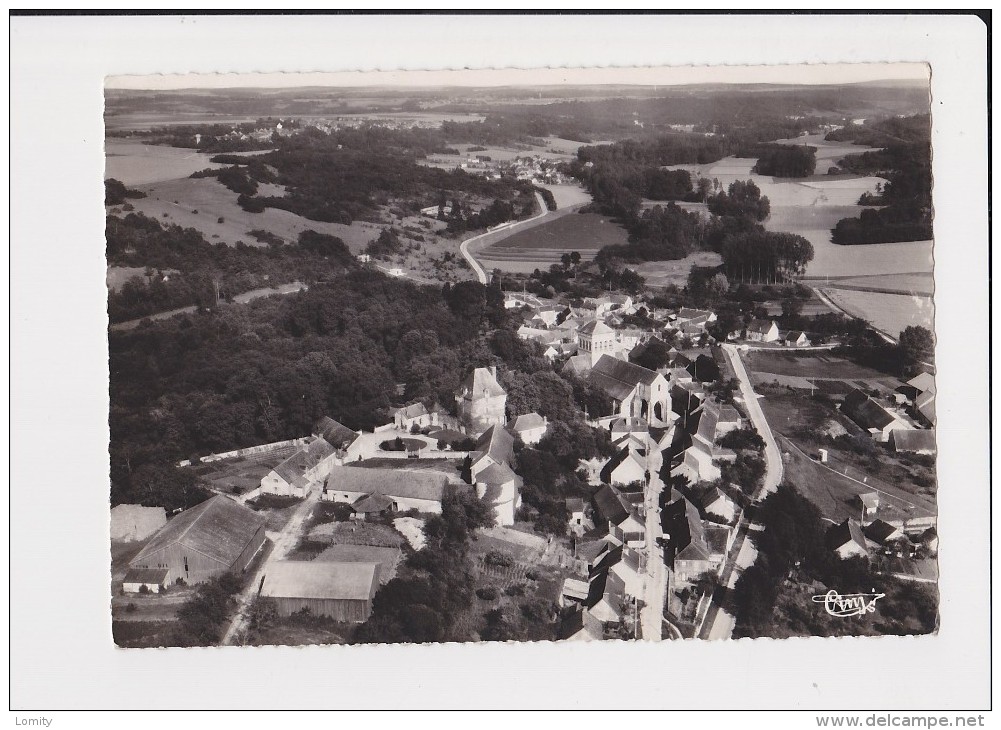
[489,365,497,380]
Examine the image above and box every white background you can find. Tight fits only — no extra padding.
[9,13,991,713]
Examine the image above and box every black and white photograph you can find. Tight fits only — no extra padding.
[11,12,990,714]
[104,63,940,648]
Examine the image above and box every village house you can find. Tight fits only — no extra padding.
[661,496,713,583]
[784,330,812,347]
[858,492,880,525]
[673,307,716,330]
[558,606,606,641]
[110,504,167,542]
[128,495,267,586]
[593,484,645,546]
[321,466,454,514]
[260,560,380,622]
[456,366,507,435]
[863,519,906,548]
[467,425,520,525]
[591,543,644,599]
[260,436,339,498]
[506,412,548,445]
[313,416,362,459]
[600,444,648,488]
[566,497,586,534]
[841,388,909,442]
[584,569,628,624]
[122,567,169,594]
[470,424,515,479]
[529,305,563,328]
[687,353,722,384]
[609,416,649,442]
[704,524,733,572]
[587,355,673,427]
[826,518,869,560]
[504,292,543,310]
[702,486,738,523]
[900,371,937,427]
[391,402,437,431]
[674,400,739,483]
[745,319,780,343]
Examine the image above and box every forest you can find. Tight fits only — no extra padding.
[751,144,817,178]
[210,127,536,228]
[106,213,355,323]
[110,252,612,519]
[829,115,933,245]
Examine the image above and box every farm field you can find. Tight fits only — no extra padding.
[664,134,934,279]
[105,140,231,185]
[117,176,383,251]
[822,288,934,339]
[477,211,628,272]
[813,271,934,296]
[755,386,936,523]
[536,182,592,209]
[634,252,723,288]
[746,349,898,381]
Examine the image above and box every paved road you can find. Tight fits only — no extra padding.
[699,344,784,640]
[639,439,667,641]
[220,488,320,645]
[459,192,550,284]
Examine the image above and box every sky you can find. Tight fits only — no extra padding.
[106,63,930,91]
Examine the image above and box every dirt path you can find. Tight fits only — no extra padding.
[220,489,319,645]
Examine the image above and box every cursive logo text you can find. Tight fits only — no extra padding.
[811,589,885,618]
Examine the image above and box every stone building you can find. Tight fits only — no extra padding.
[456,366,507,435]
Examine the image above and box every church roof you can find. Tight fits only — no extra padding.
[578,319,614,337]
[587,355,660,401]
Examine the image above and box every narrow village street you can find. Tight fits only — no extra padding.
[639,442,666,640]
[220,488,320,645]
[699,344,784,640]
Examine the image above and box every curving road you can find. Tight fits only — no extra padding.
[459,192,550,284]
[699,344,784,640]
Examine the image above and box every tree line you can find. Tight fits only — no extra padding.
[106,213,355,323]
[829,115,932,245]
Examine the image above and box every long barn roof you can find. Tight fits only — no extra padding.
[325,466,451,502]
[131,495,265,568]
[261,560,379,601]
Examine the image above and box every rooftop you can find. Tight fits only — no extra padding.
[587,355,661,402]
[260,560,379,601]
[131,495,266,568]
[327,466,451,502]
[273,437,337,484]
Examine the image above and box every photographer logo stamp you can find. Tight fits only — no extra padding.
[812,590,886,618]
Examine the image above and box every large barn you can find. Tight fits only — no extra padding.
[128,495,266,585]
[321,466,454,513]
[260,560,380,622]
